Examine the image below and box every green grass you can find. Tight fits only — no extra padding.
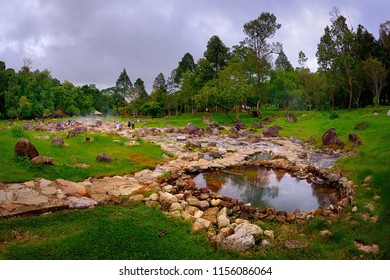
[0,107,389,259]
[0,204,238,260]
[0,125,167,182]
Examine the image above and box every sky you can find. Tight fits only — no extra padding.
[0,0,389,92]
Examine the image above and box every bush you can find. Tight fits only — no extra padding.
[10,126,27,137]
[329,111,339,119]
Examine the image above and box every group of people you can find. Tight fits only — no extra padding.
[114,120,136,131]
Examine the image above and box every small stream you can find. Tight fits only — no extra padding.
[193,166,340,213]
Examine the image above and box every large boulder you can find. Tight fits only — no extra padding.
[14,139,39,159]
[184,123,200,135]
[321,128,338,145]
[67,126,87,137]
[263,125,280,137]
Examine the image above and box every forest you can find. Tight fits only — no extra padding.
[0,9,389,120]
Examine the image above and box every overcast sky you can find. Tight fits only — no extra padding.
[1,0,388,92]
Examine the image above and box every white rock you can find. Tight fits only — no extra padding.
[221,231,255,251]
[148,193,159,201]
[67,196,97,209]
[235,222,263,237]
[217,215,230,228]
[169,202,183,212]
[261,239,273,247]
[159,192,178,205]
[194,210,204,219]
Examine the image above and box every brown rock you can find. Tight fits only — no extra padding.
[14,139,39,159]
[96,153,115,162]
[246,133,262,143]
[321,128,337,145]
[52,137,64,145]
[55,179,90,197]
[287,113,297,123]
[284,240,309,249]
[276,215,286,223]
[31,156,54,165]
[286,212,296,222]
[187,179,196,187]
[202,207,219,224]
[1,201,16,212]
[67,126,87,137]
[263,125,280,137]
[129,194,144,202]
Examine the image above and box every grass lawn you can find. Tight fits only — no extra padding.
[0,106,389,259]
[0,124,168,182]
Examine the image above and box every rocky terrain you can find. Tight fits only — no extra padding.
[1,119,376,253]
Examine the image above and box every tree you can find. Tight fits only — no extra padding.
[204,35,230,74]
[298,69,327,110]
[196,57,251,121]
[317,8,357,108]
[298,51,308,68]
[275,50,293,71]
[243,12,282,118]
[116,68,133,102]
[379,21,390,56]
[175,53,196,84]
[362,56,388,106]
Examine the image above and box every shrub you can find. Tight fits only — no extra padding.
[329,111,339,119]
[10,126,27,138]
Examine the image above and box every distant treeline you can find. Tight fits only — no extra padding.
[1,8,389,120]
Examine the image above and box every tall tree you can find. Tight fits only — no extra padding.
[379,21,390,56]
[204,35,230,74]
[362,56,388,106]
[243,12,282,118]
[275,50,293,71]
[298,51,308,68]
[116,68,133,102]
[175,53,196,84]
[317,8,357,108]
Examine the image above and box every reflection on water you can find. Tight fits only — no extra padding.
[193,166,339,213]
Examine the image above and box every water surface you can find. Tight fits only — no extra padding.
[193,166,339,213]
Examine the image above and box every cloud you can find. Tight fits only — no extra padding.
[0,0,388,92]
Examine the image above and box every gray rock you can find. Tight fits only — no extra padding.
[52,137,64,145]
[221,231,255,251]
[96,153,115,162]
[159,192,178,205]
[235,222,263,237]
[14,188,49,206]
[67,196,97,209]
